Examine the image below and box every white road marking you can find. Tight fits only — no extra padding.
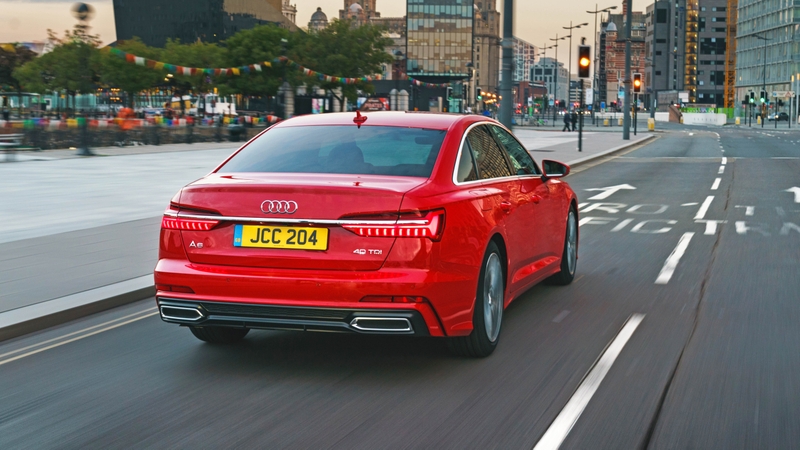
[786,187,800,203]
[533,314,646,450]
[735,221,771,236]
[579,217,616,227]
[689,133,694,136]
[681,202,699,206]
[610,218,634,232]
[776,207,786,217]
[695,219,727,235]
[721,157,727,165]
[711,178,721,190]
[0,310,159,367]
[585,184,636,201]
[735,205,755,216]
[577,202,590,211]
[655,232,695,285]
[694,196,715,220]
[718,166,725,174]
[780,223,800,235]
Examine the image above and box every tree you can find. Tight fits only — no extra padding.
[13,27,101,116]
[296,19,393,110]
[0,44,38,117]
[161,39,228,113]
[223,24,294,98]
[99,37,163,108]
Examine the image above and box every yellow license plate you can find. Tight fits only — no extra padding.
[234,225,328,251]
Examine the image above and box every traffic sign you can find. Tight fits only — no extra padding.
[772,91,795,98]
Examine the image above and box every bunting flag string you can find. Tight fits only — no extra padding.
[106,48,457,88]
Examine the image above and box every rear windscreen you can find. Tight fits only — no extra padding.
[218,126,447,177]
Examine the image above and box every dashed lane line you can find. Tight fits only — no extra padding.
[711,178,721,190]
[533,314,646,450]
[655,232,695,285]
[694,196,715,220]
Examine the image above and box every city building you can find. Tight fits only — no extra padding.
[406,0,473,79]
[308,7,329,32]
[601,2,646,107]
[473,1,501,94]
[531,57,569,103]
[112,0,298,47]
[339,1,406,35]
[736,0,799,106]
[512,37,538,83]
[645,0,729,107]
[282,0,297,24]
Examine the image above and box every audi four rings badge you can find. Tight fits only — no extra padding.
[261,200,298,214]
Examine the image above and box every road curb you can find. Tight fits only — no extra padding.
[0,275,154,343]
[568,134,656,168]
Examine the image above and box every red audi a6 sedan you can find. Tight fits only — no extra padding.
[155,112,578,357]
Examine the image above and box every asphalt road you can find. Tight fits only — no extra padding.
[1,126,798,449]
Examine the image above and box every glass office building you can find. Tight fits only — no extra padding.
[736,0,800,100]
[406,0,474,79]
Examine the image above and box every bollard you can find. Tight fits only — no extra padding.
[603,118,609,127]
[618,117,623,126]
[735,117,741,125]
[757,116,761,125]
[648,118,655,131]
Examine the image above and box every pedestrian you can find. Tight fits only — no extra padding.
[571,110,578,131]
[562,110,571,132]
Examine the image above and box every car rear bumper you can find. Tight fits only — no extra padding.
[154,258,480,337]
[158,298,430,335]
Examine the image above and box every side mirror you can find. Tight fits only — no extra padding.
[542,159,570,179]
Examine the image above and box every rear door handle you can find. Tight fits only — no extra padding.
[500,201,512,213]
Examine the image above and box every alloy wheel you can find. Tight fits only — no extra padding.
[483,253,504,342]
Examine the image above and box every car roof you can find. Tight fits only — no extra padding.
[272,111,491,130]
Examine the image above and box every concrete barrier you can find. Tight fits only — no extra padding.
[682,113,726,126]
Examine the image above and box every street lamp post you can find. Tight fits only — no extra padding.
[754,34,772,128]
[393,50,404,111]
[466,61,474,113]
[549,35,567,127]
[563,21,588,109]
[587,5,616,124]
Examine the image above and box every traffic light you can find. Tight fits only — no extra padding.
[476,87,482,101]
[633,73,642,93]
[749,92,755,103]
[446,87,453,100]
[760,91,766,103]
[578,45,591,78]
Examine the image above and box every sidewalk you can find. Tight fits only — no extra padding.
[0,131,654,341]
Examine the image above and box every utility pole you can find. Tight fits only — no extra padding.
[587,4,617,125]
[650,1,658,119]
[622,0,632,140]
[499,0,514,128]
[550,35,566,127]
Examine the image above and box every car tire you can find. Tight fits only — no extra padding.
[448,241,504,358]
[546,206,578,286]
[189,326,249,344]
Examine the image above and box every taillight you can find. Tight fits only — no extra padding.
[161,216,220,231]
[342,209,445,240]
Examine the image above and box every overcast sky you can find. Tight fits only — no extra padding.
[2,0,649,58]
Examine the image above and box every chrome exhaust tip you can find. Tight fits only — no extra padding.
[350,317,413,333]
[160,305,204,322]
